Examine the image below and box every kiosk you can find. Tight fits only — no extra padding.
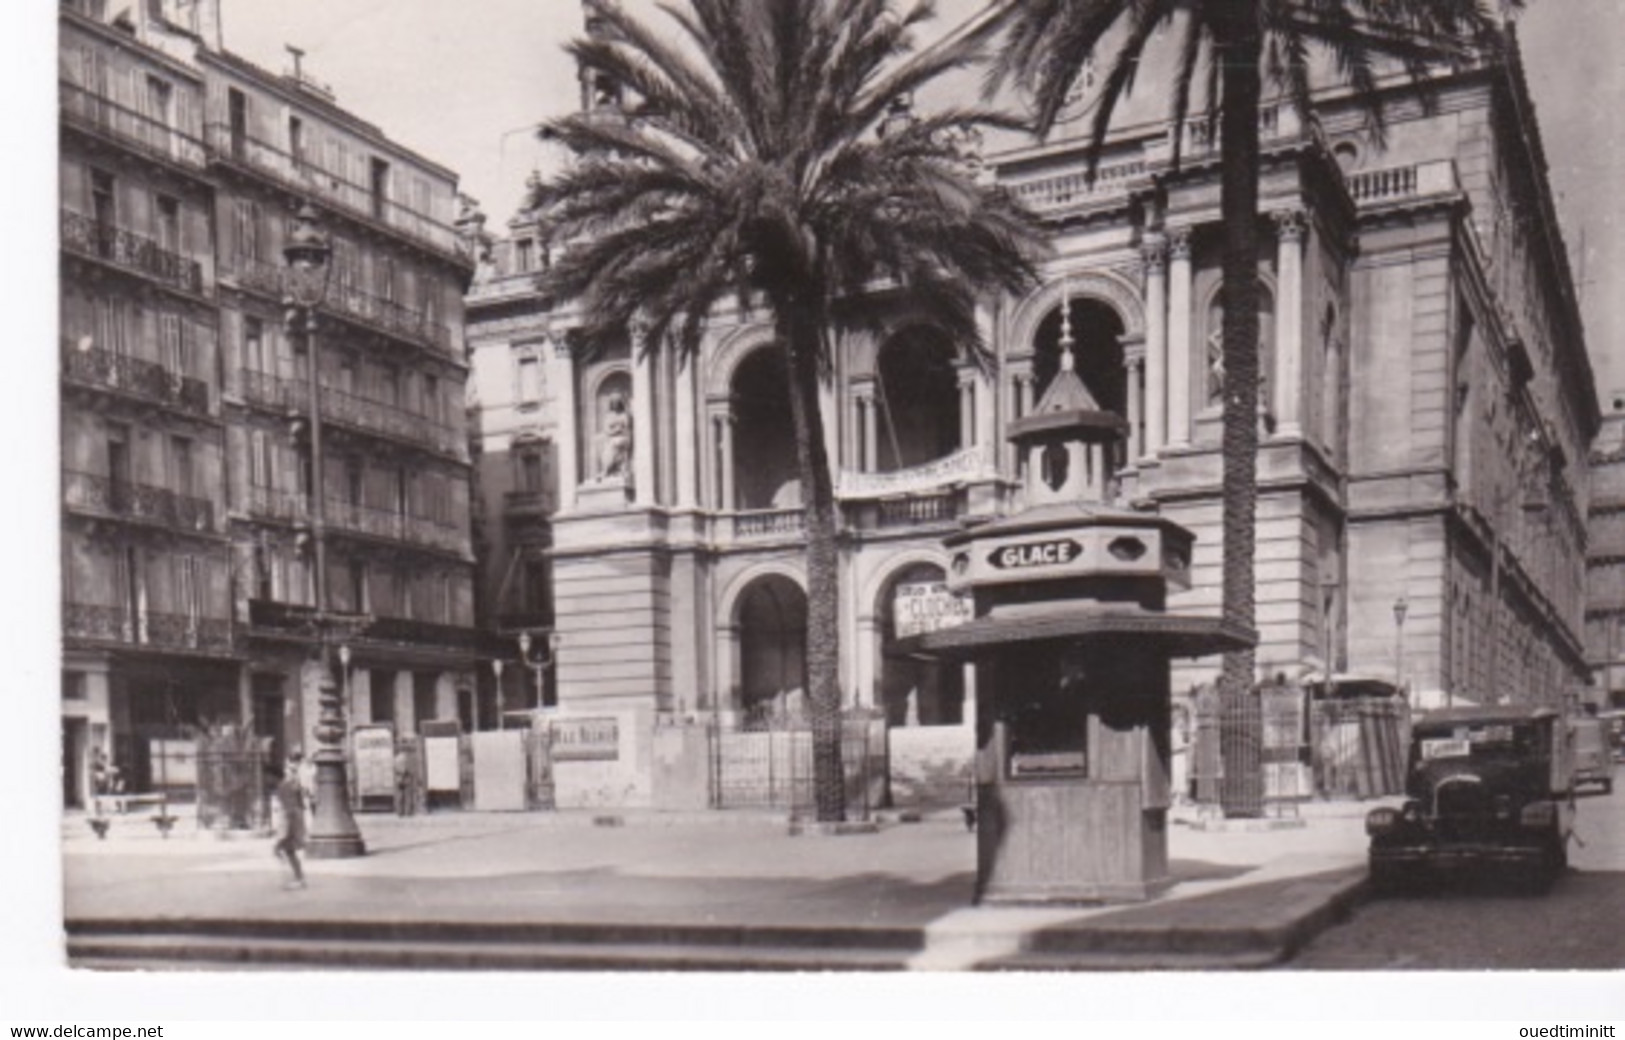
[908,347,1251,903]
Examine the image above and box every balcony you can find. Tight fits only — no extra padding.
[246,486,309,524]
[1007,159,1147,217]
[325,281,453,353]
[59,80,207,173]
[218,254,289,299]
[204,123,471,268]
[1346,160,1460,207]
[63,470,215,535]
[503,490,550,522]
[731,509,804,540]
[364,615,482,650]
[61,339,211,418]
[874,489,965,529]
[328,499,470,555]
[320,384,465,460]
[64,601,233,656]
[239,368,306,411]
[61,209,205,296]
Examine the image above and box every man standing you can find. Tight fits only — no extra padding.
[274,751,308,890]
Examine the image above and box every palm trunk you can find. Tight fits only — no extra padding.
[1215,8,1264,818]
[777,304,846,823]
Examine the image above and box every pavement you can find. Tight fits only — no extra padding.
[60,799,1388,972]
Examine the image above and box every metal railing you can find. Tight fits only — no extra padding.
[363,615,482,649]
[61,339,211,417]
[203,123,469,264]
[319,383,465,459]
[324,281,453,352]
[246,485,309,523]
[238,368,306,411]
[63,469,215,534]
[59,80,207,170]
[64,601,232,654]
[327,499,469,554]
[61,209,205,295]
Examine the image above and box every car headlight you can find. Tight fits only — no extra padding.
[1519,801,1556,829]
[1366,807,1402,835]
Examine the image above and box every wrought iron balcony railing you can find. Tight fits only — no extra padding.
[319,383,465,460]
[64,601,232,655]
[203,123,470,265]
[246,485,309,523]
[364,614,482,650]
[328,499,470,555]
[61,339,211,417]
[59,80,207,171]
[61,209,205,295]
[325,281,453,352]
[238,368,307,411]
[63,469,215,534]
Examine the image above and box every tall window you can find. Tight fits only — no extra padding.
[516,353,542,408]
[369,158,390,219]
[422,374,440,423]
[169,435,194,497]
[155,195,180,253]
[288,115,305,167]
[515,238,535,273]
[91,170,115,258]
[244,316,265,373]
[159,311,186,377]
[175,555,203,627]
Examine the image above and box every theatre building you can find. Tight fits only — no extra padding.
[465,9,1596,807]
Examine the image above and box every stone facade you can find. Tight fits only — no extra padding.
[58,0,479,807]
[463,11,1597,807]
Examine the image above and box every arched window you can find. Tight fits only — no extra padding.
[731,348,799,509]
[874,327,960,471]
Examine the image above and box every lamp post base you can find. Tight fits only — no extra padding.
[307,752,365,859]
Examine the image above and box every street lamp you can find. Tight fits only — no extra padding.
[284,202,363,858]
[518,630,561,710]
[490,658,505,729]
[1393,595,1409,711]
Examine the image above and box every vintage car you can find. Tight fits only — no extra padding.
[1367,705,1573,890]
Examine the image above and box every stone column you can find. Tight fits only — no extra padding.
[631,324,657,506]
[1166,227,1194,448]
[1141,235,1168,459]
[550,336,579,511]
[855,384,877,473]
[958,369,977,450]
[1273,209,1306,437]
[715,411,735,509]
[1124,348,1144,462]
[675,354,699,508]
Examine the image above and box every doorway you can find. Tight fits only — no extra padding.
[63,718,89,809]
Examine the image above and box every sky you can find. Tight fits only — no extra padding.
[210,0,1625,395]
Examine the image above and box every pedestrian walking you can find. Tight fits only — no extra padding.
[273,751,308,890]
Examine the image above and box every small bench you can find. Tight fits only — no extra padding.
[88,793,177,839]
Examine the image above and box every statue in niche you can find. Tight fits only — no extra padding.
[596,391,633,480]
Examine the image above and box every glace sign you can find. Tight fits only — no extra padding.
[989,538,1083,571]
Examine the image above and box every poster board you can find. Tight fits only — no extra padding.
[419,719,461,793]
[351,725,395,802]
[893,582,972,639]
[471,730,527,811]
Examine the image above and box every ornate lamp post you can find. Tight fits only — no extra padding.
[284,202,364,858]
[490,658,505,728]
[1393,595,1409,712]
[518,631,561,710]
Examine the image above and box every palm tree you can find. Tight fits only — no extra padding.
[979,0,1517,816]
[536,0,1044,821]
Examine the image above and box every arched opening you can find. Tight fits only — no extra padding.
[878,563,965,727]
[875,326,960,471]
[1032,297,1126,463]
[731,348,800,510]
[1203,285,1275,411]
[736,574,808,728]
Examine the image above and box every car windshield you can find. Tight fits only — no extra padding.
[1412,722,1542,765]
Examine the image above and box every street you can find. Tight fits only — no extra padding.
[1287,778,1625,969]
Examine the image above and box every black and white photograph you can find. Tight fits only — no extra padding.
[10,0,1625,1024]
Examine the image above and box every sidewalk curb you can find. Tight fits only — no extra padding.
[65,869,1370,971]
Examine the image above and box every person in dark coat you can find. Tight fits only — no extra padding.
[274,752,308,889]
